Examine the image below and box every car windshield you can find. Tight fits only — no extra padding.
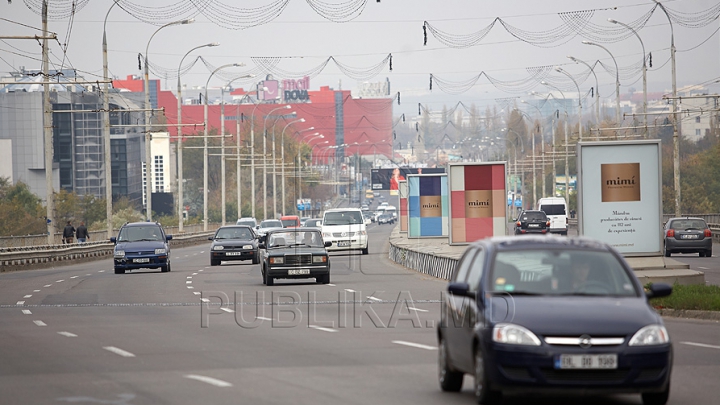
[236,220,255,227]
[540,204,565,215]
[324,211,363,225]
[489,249,638,297]
[670,220,707,230]
[260,220,282,229]
[215,227,253,240]
[117,226,163,242]
[281,219,299,227]
[520,212,546,221]
[267,231,324,248]
[305,220,321,227]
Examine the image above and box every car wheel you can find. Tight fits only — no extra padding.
[265,272,274,286]
[706,249,713,258]
[252,252,259,264]
[664,245,671,257]
[699,251,705,257]
[438,337,463,392]
[114,268,125,274]
[163,263,171,272]
[641,383,670,405]
[210,259,219,266]
[474,347,501,404]
[362,246,368,255]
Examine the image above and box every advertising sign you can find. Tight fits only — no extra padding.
[398,180,408,233]
[407,174,448,238]
[371,167,445,192]
[448,162,507,244]
[577,140,662,256]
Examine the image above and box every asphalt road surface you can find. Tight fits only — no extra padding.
[1,221,719,404]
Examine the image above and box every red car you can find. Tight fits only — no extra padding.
[280,215,301,228]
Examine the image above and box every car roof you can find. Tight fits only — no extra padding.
[471,235,612,253]
[124,222,162,228]
[667,217,705,221]
[218,225,254,230]
[267,227,321,234]
[281,215,300,219]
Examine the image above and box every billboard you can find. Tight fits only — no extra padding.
[398,180,408,233]
[448,162,507,245]
[371,167,445,191]
[408,174,448,238]
[577,140,662,256]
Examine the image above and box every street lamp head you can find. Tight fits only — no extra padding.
[208,42,220,47]
[554,66,563,73]
[181,18,195,24]
[567,55,577,62]
[607,18,618,24]
[283,105,291,109]
[307,126,314,130]
[540,81,548,85]
[298,118,305,122]
[582,40,594,45]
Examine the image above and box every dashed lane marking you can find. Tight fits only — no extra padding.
[58,331,77,337]
[44,285,52,287]
[392,340,437,351]
[184,374,232,388]
[22,310,31,315]
[103,346,136,357]
[33,320,47,327]
[16,301,24,305]
[23,295,32,298]
[681,341,720,350]
[408,307,429,312]
[366,296,382,302]
[309,325,338,333]
[70,276,79,279]
[56,280,64,283]
[220,307,235,313]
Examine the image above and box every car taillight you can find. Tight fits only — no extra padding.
[704,229,712,237]
[546,221,550,227]
[516,221,521,226]
[666,229,675,237]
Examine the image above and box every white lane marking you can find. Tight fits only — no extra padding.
[257,317,272,321]
[200,298,210,303]
[198,269,204,272]
[103,346,136,357]
[23,295,32,298]
[366,296,382,302]
[408,307,429,313]
[187,276,193,279]
[33,290,40,292]
[326,283,336,286]
[186,281,192,284]
[193,292,201,295]
[192,273,198,275]
[392,340,437,351]
[70,276,79,279]
[698,266,709,270]
[22,310,32,315]
[33,320,47,327]
[56,280,64,283]
[309,325,338,333]
[200,251,205,254]
[187,286,194,289]
[58,331,77,337]
[184,374,232,388]
[220,307,235,313]
[98,270,105,273]
[85,273,92,276]
[44,285,52,287]
[344,289,356,293]
[16,301,25,305]
[681,341,720,350]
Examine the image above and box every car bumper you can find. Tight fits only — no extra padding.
[484,342,672,394]
[324,235,368,251]
[267,265,330,279]
[516,228,549,234]
[211,250,257,261]
[548,228,567,234]
[665,238,712,252]
[114,255,168,270]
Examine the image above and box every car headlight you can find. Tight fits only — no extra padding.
[493,323,541,346]
[322,232,331,238]
[213,245,224,251]
[114,250,125,258]
[269,257,284,264]
[629,325,670,346]
[358,230,367,236]
[155,248,167,255]
[243,245,253,250]
[313,255,328,263]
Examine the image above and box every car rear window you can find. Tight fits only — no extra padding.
[540,204,566,216]
[521,212,546,221]
[324,211,363,225]
[670,220,707,230]
[281,219,299,227]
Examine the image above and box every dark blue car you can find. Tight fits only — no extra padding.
[111,222,173,274]
[438,235,672,405]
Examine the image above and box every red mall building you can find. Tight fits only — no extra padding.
[113,75,394,163]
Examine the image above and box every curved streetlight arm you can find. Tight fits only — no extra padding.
[608,19,645,67]
[146,18,194,72]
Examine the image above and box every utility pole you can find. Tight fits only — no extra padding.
[42,1,55,245]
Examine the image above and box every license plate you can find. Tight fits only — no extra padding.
[528,224,540,228]
[681,234,698,239]
[288,269,310,275]
[225,252,243,256]
[338,241,351,247]
[134,258,150,263]
[556,354,617,369]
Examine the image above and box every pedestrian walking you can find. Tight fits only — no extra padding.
[62,221,76,244]
[76,222,89,243]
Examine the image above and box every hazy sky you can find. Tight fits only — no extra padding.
[1,0,718,118]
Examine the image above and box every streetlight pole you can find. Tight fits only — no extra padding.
[653,0,681,216]
[279,119,306,215]
[583,41,621,126]
[554,67,583,141]
[203,63,240,231]
[177,42,219,232]
[224,76,254,221]
[568,56,600,136]
[144,18,194,222]
[263,105,291,220]
[103,0,120,239]
[609,18,647,137]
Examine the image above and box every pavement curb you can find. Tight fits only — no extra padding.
[655,308,720,321]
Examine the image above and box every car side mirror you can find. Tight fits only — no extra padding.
[166,235,173,241]
[646,283,672,299]
[448,282,475,298]
[324,241,332,248]
[208,236,213,241]
[110,237,117,243]
[258,242,266,249]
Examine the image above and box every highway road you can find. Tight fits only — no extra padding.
[1,221,719,404]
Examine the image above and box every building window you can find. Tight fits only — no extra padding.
[696,129,701,137]
[696,116,701,123]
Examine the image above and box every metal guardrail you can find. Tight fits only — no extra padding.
[0,230,216,272]
[389,243,457,281]
[0,223,221,248]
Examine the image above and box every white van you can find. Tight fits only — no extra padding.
[537,197,568,235]
[321,208,369,254]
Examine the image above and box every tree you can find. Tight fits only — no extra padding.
[0,179,45,236]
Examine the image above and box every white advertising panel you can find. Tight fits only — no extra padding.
[577,140,662,256]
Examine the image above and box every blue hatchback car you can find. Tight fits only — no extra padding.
[111,222,173,274]
[438,235,673,405]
